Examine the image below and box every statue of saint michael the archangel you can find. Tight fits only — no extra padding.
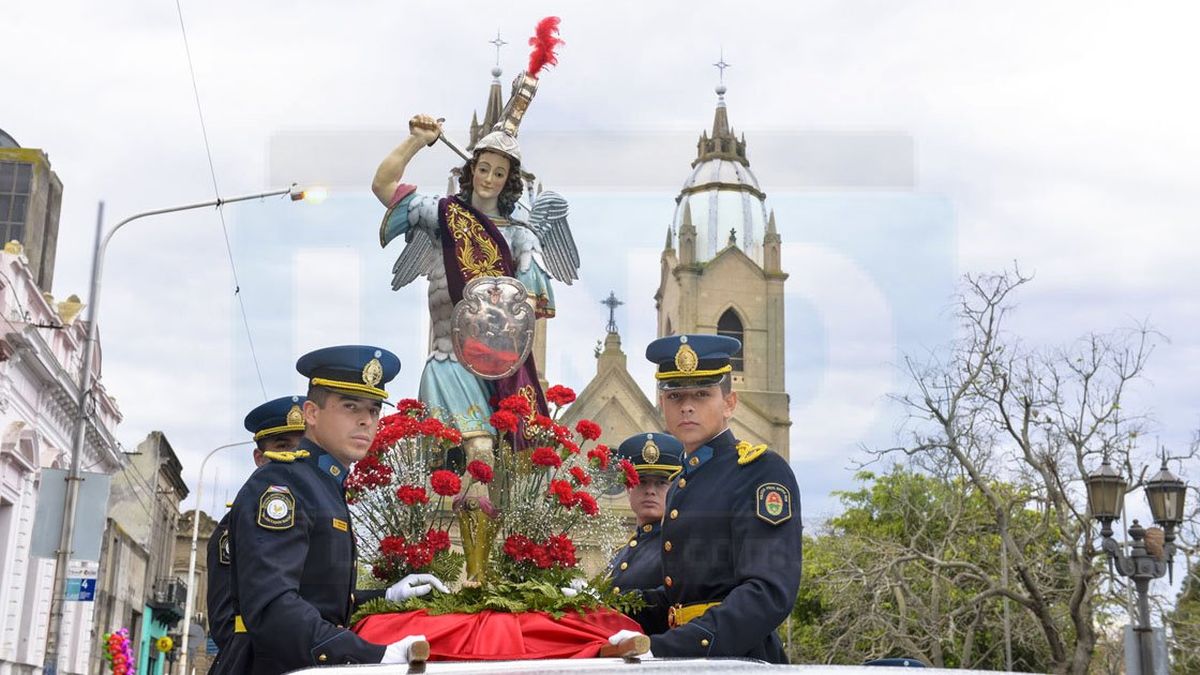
[370,17,578,464]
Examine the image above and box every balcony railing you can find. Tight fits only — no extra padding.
[148,576,188,626]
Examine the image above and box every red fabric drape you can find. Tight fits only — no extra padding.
[354,609,640,660]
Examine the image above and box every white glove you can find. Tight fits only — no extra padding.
[608,629,652,656]
[385,573,450,603]
[380,634,429,664]
[560,577,588,597]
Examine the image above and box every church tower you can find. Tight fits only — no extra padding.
[654,76,791,458]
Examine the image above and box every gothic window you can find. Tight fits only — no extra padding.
[717,309,745,371]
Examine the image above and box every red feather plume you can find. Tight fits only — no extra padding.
[527,16,565,78]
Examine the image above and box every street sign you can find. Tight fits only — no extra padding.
[30,469,113,560]
[64,560,99,601]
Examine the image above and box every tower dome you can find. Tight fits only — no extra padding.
[672,84,769,264]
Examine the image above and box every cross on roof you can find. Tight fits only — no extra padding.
[490,30,507,67]
[713,49,731,86]
[601,291,624,334]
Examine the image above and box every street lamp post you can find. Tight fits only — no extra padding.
[178,441,253,675]
[42,185,319,674]
[1087,455,1189,675]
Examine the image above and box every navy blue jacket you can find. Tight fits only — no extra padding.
[212,438,385,674]
[643,429,803,663]
[206,511,235,653]
[609,522,669,634]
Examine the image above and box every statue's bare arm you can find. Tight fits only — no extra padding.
[371,114,443,205]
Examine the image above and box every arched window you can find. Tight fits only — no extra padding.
[717,309,745,371]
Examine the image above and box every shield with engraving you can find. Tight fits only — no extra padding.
[451,276,535,380]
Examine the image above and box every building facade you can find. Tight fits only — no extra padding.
[0,243,124,674]
[172,508,218,673]
[0,130,63,293]
[91,432,190,675]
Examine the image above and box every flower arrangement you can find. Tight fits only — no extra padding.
[347,387,637,620]
[102,628,135,675]
[345,400,466,585]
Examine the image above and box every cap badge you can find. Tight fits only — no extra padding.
[642,439,661,464]
[362,358,383,387]
[674,343,699,373]
[286,404,303,427]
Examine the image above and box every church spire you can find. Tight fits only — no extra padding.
[679,202,697,266]
[469,32,508,151]
[693,51,748,167]
[764,209,782,273]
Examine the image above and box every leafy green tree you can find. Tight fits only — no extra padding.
[790,468,1071,670]
[790,270,1168,674]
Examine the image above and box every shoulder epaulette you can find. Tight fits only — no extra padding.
[263,449,311,463]
[736,441,769,466]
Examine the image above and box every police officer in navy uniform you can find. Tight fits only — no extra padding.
[214,345,448,674]
[608,334,803,663]
[607,431,683,634]
[207,395,306,656]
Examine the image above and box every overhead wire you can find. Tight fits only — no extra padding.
[173,0,268,401]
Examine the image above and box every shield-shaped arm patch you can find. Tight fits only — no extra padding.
[756,483,793,525]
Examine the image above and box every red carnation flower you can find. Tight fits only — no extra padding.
[424,528,452,553]
[531,446,563,468]
[545,385,576,406]
[552,424,573,444]
[503,534,535,562]
[532,414,554,429]
[418,417,446,437]
[376,413,420,447]
[575,491,599,516]
[405,543,434,570]
[467,460,494,484]
[575,419,602,441]
[439,426,463,444]
[498,394,532,418]
[395,485,429,505]
[370,420,402,451]
[587,444,611,470]
[380,535,407,557]
[430,469,462,497]
[561,439,580,455]
[618,458,640,488]
[529,545,553,569]
[346,455,393,491]
[397,399,426,416]
[546,533,578,567]
[569,466,591,486]
[489,410,520,434]
[549,479,576,506]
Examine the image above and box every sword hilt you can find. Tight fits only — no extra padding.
[431,117,471,162]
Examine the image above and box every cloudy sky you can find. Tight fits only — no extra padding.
[5,2,1198,537]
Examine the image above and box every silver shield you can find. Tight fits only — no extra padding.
[451,276,535,380]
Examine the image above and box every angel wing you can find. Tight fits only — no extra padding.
[527,190,579,284]
[390,194,442,290]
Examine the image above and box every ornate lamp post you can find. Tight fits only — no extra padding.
[1087,455,1188,675]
